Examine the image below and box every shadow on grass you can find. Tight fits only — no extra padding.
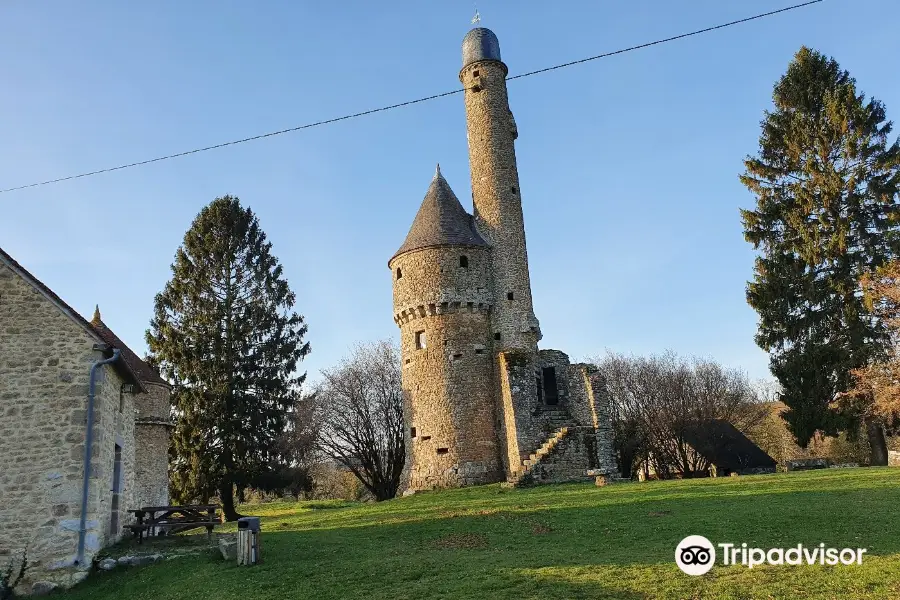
[52,470,900,600]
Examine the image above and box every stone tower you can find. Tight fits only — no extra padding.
[389,166,503,490]
[459,28,541,352]
[391,27,617,493]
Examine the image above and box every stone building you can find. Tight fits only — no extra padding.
[0,247,171,593]
[389,27,617,492]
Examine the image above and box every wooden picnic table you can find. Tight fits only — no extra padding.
[128,504,221,543]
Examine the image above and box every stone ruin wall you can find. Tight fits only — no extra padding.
[525,427,601,485]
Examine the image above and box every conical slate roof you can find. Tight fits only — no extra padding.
[391,165,487,261]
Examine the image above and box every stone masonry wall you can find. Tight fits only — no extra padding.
[399,311,502,490]
[133,383,171,509]
[96,360,136,547]
[497,350,542,470]
[537,350,573,413]
[390,245,494,326]
[0,262,136,591]
[460,58,541,351]
[393,246,502,491]
[564,363,597,429]
[588,373,618,476]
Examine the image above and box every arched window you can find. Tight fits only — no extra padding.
[396,267,402,279]
[460,255,469,268]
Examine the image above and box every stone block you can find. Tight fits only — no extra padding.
[888,451,900,467]
[98,558,117,571]
[219,537,237,561]
[786,458,829,471]
[30,581,59,596]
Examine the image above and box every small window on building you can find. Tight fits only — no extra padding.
[396,267,402,279]
[473,70,480,78]
[422,435,432,441]
[437,448,449,455]
[511,186,517,194]
[494,332,501,341]
[507,292,514,300]
[475,348,485,355]
[415,330,426,350]
[410,427,417,438]
[460,255,469,268]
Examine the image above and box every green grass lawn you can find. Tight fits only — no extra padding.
[56,468,900,599]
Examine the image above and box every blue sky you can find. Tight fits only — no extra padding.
[2,0,898,384]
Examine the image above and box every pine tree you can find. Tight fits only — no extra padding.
[147,196,310,519]
[740,47,900,464]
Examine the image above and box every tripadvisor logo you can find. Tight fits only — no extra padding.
[676,535,716,575]
[675,536,867,576]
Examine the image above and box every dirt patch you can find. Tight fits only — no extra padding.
[433,533,489,550]
[531,523,553,535]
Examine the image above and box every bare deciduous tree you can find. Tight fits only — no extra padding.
[316,340,405,501]
[596,352,767,479]
[836,261,900,438]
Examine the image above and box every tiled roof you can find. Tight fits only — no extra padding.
[681,419,777,471]
[91,306,170,388]
[391,165,488,262]
[0,246,146,391]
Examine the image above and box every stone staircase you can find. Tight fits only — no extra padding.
[516,426,571,479]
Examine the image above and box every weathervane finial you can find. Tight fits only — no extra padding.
[471,4,481,24]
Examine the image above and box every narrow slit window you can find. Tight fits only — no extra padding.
[460,255,469,268]
[507,292,514,300]
[473,70,480,77]
[396,267,402,279]
[410,427,417,438]
[437,448,449,455]
[422,435,432,441]
[494,332,501,341]
[415,330,426,350]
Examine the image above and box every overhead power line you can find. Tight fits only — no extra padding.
[0,0,824,195]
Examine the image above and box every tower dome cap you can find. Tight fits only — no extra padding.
[462,27,501,68]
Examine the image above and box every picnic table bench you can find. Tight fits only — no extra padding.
[127,504,221,543]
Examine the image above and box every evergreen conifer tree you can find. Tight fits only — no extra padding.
[741,47,900,464]
[147,196,310,519]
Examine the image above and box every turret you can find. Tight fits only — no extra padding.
[460,27,542,352]
[389,166,503,491]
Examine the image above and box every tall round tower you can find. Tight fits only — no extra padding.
[389,166,503,491]
[459,28,542,352]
